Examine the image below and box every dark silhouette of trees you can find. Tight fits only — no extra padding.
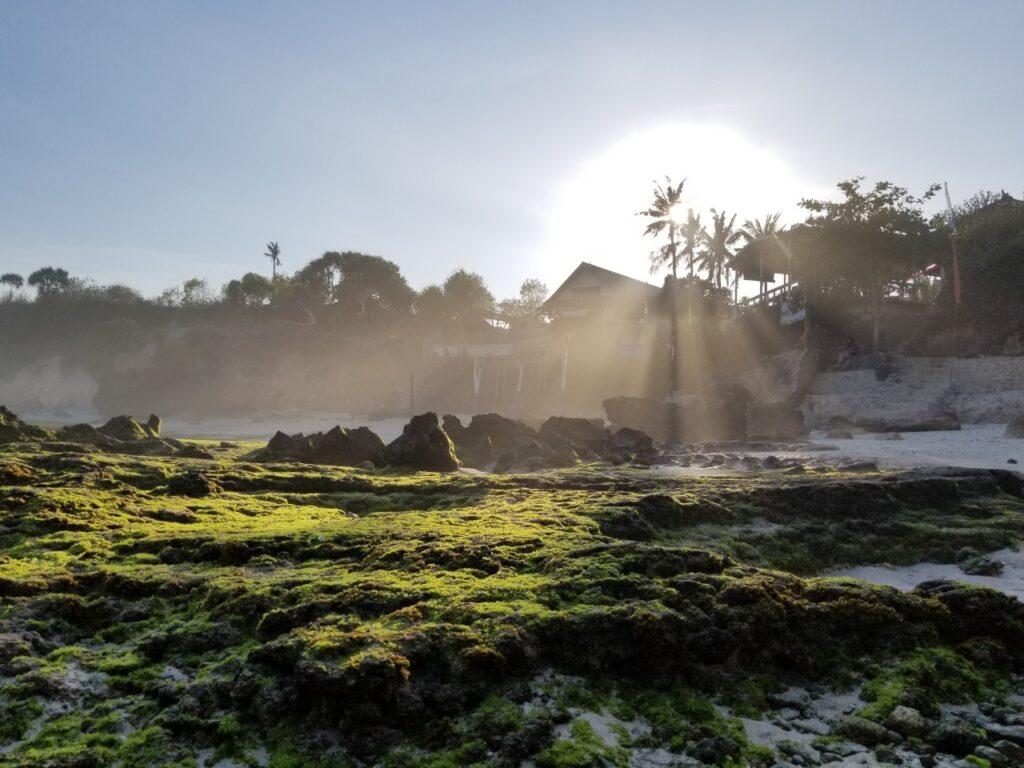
[498,278,548,317]
[639,177,687,279]
[27,267,71,297]
[414,284,447,324]
[797,177,940,350]
[1,273,23,301]
[699,209,741,289]
[441,268,494,324]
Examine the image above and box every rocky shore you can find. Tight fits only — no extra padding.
[2,405,1024,766]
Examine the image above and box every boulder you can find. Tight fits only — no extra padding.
[144,414,162,437]
[612,427,655,454]
[1004,418,1024,439]
[538,416,613,451]
[852,411,961,433]
[0,406,54,443]
[746,402,807,440]
[886,705,929,737]
[930,718,985,756]
[98,415,149,442]
[604,396,684,443]
[832,715,892,746]
[312,426,385,466]
[381,412,460,472]
[257,426,384,467]
[444,413,538,467]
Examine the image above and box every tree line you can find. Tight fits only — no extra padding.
[0,252,549,330]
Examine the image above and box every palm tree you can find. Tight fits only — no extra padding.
[264,241,281,279]
[638,177,687,279]
[740,212,783,242]
[680,209,704,278]
[698,209,742,289]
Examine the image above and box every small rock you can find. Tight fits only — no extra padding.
[1009,458,1019,464]
[887,705,929,737]
[993,739,1024,761]
[833,715,892,746]
[931,718,985,756]
[975,744,1008,766]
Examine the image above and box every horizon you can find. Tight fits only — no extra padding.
[3,2,1024,300]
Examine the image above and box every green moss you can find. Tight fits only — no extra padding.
[858,646,999,720]
[535,719,629,768]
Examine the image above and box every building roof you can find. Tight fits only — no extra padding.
[726,235,795,281]
[542,261,660,311]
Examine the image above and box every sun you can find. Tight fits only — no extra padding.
[533,122,819,287]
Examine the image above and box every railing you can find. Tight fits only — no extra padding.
[738,281,793,309]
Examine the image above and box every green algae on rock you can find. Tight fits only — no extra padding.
[2,438,1024,765]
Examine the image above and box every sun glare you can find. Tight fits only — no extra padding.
[669,204,687,226]
[535,122,818,287]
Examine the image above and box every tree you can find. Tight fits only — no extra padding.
[498,278,549,317]
[442,268,494,323]
[698,209,742,289]
[265,242,281,279]
[27,267,71,297]
[181,278,213,306]
[639,177,687,279]
[239,272,273,306]
[740,212,783,242]
[1,273,23,301]
[797,177,940,350]
[680,209,704,278]
[414,284,447,324]
[332,252,415,319]
[293,252,344,305]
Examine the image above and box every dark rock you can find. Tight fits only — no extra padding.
[960,556,1004,577]
[381,412,460,472]
[144,414,162,437]
[167,472,221,497]
[612,427,655,454]
[492,453,514,474]
[747,402,807,440]
[635,493,734,527]
[173,444,216,460]
[538,416,612,451]
[0,405,54,443]
[975,744,1009,767]
[313,426,385,466]
[930,718,985,756]
[853,411,961,433]
[833,715,892,746]
[98,415,149,442]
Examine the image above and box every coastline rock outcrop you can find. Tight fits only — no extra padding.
[256,426,386,467]
[381,412,461,472]
[0,406,54,443]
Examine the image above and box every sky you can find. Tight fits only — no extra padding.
[2,1,1023,301]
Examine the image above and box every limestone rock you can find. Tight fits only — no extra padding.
[381,412,460,472]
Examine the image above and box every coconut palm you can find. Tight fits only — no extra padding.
[698,209,742,289]
[264,241,282,279]
[680,209,704,278]
[740,212,783,242]
[638,177,687,279]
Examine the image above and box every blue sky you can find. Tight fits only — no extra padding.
[2,1,1022,300]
